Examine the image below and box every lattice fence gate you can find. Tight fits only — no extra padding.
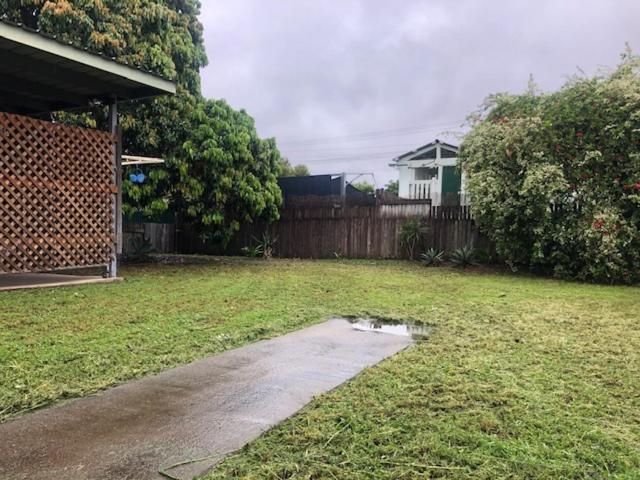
[0,112,115,273]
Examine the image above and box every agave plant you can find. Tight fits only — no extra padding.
[450,245,478,268]
[420,248,444,267]
[241,244,264,258]
[126,235,154,263]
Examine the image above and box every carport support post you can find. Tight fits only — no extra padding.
[107,98,121,278]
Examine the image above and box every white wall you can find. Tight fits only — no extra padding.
[398,164,412,198]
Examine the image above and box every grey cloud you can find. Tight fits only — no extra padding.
[200,0,640,185]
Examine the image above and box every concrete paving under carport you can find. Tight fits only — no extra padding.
[0,273,121,292]
[0,318,414,480]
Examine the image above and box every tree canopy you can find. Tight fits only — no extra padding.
[1,0,282,244]
[352,182,375,194]
[173,99,282,244]
[460,52,640,283]
[385,179,399,196]
[278,158,310,177]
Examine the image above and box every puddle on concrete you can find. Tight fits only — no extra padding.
[347,318,431,340]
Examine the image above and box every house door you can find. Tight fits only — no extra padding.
[441,166,461,206]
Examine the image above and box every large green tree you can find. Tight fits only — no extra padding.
[0,0,282,243]
[174,99,282,244]
[460,52,640,283]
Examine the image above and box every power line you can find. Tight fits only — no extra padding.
[281,142,423,152]
[279,128,458,146]
[299,153,407,164]
[278,120,462,142]
[277,120,463,146]
[299,152,406,162]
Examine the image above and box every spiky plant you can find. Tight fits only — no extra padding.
[450,245,478,268]
[420,248,445,267]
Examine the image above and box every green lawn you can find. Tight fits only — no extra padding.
[1,259,639,479]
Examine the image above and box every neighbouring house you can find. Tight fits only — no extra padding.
[390,139,467,206]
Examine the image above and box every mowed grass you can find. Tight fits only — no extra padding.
[1,259,639,478]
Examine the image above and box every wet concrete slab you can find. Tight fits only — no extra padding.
[0,273,121,292]
[0,318,414,480]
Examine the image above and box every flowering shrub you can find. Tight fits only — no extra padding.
[460,52,640,283]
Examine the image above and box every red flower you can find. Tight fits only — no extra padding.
[635,182,640,190]
[593,219,604,229]
[576,131,585,138]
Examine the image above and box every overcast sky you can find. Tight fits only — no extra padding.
[200,0,640,186]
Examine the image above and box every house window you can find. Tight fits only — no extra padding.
[414,167,438,181]
[413,149,437,160]
[440,148,458,158]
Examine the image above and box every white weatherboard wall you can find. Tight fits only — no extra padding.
[398,165,413,198]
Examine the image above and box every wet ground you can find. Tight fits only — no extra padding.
[349,318,431,339]
[0,318,420,480]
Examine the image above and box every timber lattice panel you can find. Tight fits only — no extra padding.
[0,112,115,273]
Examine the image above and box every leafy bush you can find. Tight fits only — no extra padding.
[474,248,491,264]
[400,219,427,259]
[450,246,478,268]
[420,248,444,266]
[460,52,640,283]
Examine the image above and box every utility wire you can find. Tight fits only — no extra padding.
[277,120,463,146]
[293,148,429,161]
[281,142,423,152]
[301,158,399,165]
[278,120,461,142]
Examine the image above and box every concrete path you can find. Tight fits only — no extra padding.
[0,273,121,292]
[0,318,413,480]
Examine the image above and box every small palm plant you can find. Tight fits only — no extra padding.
[420,248,444,267]
[450,245,477,268]
[399,219,427,260]
[255,231,278,259]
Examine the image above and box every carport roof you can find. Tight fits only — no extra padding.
[0,20,176,115]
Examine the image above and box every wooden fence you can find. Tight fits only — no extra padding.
[123,222,176,255]
[0,113,115,273]
[169,201,493,259]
